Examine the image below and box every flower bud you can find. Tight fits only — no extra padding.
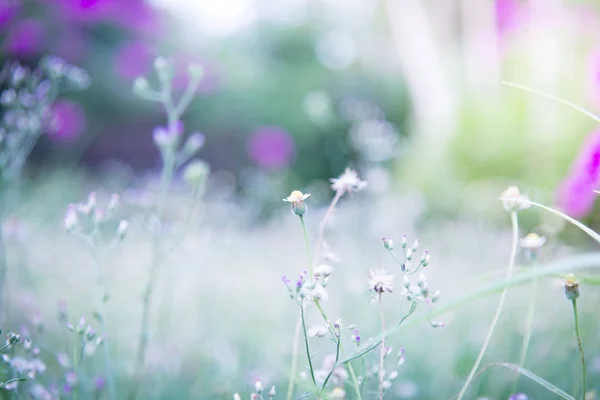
[501,186,531,212]
[182,133,205,156]
[405,248,413,261]
[564,274,580,300]
[133,77,153,99]
[154,57,174,86]
[108,194,119,211]
[268,386,276,398]
[401,234,407,248]
[431,290,440,303]
[64,207,78,232]
[382,237,393,250]
[403,275,410,288]
[255,378,263,394]
[183,160,210,188]
[116,220,128,240]
[411,239,419,251]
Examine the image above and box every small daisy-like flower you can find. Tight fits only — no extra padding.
[367,268,395,293]
[283,190,311,216]
[518,233,546,249]
[330,168,367,194]
[501,186,531,212]
[314,264,334,278]
[307,325,329,338]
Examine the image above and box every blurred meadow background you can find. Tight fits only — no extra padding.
[2,0,600,399]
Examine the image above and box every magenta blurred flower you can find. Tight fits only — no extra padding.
[495,0,527,36]
[247,126,295,170]
[0,2,20,29]
[114,41,153,81]
[49,0,159,32]
[557,129,600,217]
[4,18,45,57]
[47,100,86,141]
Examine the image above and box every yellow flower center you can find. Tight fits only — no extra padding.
[290,190,304,202]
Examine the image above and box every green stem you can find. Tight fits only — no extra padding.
[378,293,385,400]
[286,317,301,400]
[299,215,313,280]
[456,211,519,400]
[315,301,362,400]
[572,299,586,400]
[300,304,317,390]
[512,277,538,392]
[321,336,340,391]
[313,191,342,267]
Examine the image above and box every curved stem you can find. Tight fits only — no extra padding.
[286,317,302,400]
[572,299,586,400]
[512,277,538,393]
[378,293,385,400]
[456,211,519,400]
[313,191,342,267]
[315,301,362,400]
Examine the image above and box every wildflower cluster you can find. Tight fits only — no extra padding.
[382,235,430,274]
[0,57,90,181]
[233,378,275,400]
[282,268,330,305]
[64,192,128,243]
[356,347,406,396]
[0,329,41,392]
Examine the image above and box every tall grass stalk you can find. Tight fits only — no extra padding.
[571,299,586,400]
[454,211,518,400]
[378,293,385,400]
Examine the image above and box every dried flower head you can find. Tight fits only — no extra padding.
[519,233,546,249]
[330,168,367,194]
[564,274,580,300]
[367,268,395,294]
[283,190,311,216]
[501,186,531,212]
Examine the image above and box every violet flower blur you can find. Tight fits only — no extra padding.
[47,100,86,141]
[4,18,45,57]
[114,41,153,81]
[557,129,600,217]
[247,126,295,170]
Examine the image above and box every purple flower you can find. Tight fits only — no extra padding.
[247,126,295,170]
[557,129,600,217]
[114,41,153,81]
[93,376,106,391]
[4,18,45,57]
[508,394,528,400]
[47,100,86,141]
[0,2,20,29]
[495,0,521,35]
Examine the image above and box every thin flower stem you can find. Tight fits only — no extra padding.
[572,299,586,400]
[512,277,539,393]
[321,336,341,391]
[313,191,342,266]
[456,211,519,400]
[315,301,363,400]
[299,215,314,280]
[86,239,116,400]
[378,293,385,400]
[286,317,302,400]
[300,304,317,390]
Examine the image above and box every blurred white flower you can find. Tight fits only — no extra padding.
[314,264,334,278]
[367,268,395,293]
[307,324,329,338]
[518,233,546,249]
[330,168,367,194]
[501,186,530,212]
[309,285,329,303]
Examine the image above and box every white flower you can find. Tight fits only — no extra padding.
[282,190,311,203]
[309,285,329,303]
[64,206,78,232]
[500,186,531,212]
[519,233,546,249]
[283,190,311,216]
[330,168,367,194]
[330,387,346,399]
[117,220,129,239]
[307,325,329,338]
[367,268,395,293]
[314,264,334,278]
